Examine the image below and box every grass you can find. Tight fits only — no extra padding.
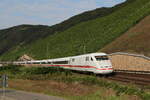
[8,79,134,100]
[0,65,150,100]
[62,88,131,100]
[1,0,150,60]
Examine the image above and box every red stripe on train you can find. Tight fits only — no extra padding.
[96,68,113,70]
[45,64,113,70]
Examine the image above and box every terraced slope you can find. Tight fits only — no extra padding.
[100,15,150,57]
[1,0,150,60]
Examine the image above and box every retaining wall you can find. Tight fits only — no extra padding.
[109,52,150,72]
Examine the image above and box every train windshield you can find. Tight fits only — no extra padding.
[95,56,109,61]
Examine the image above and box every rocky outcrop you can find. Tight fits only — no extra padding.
[18,54,34,61]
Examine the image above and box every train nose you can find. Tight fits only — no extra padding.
[94,68,113,74]
[101,69,113,74]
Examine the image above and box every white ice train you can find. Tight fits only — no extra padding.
[14,53,113,74]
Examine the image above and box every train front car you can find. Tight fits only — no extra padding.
[92,53,113,74]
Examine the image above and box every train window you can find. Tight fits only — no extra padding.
[33,62,39,64]
[91,57,93,61]
[72,58,75,62]
[47,62,52,64]
[53,61,68,64]
[86,57,89,61]
[41,62,47,64]
[95,56,109,61]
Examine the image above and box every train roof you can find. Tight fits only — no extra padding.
[77,52,107,57]
[30,52,107,62]
[66,52,106,57]
[44,52,107,61]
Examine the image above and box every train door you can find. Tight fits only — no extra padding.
[86,56,96,72]
[85,56,95,66]
[79,56,86,71]
[70,58,75,65]
[82,56,92,72]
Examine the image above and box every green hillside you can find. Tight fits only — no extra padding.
[0,1,129,56]
[0,25,50,55]
[1,0,150,60]
[100,15,150,57]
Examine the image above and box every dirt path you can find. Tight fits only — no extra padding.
[0,89,65,100]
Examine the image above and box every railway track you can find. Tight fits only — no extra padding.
[107,72,150,86]
[63,70,150,86]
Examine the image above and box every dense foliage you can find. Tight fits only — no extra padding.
[0,25,50,55]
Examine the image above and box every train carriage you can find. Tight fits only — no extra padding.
[14,53,113,74]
